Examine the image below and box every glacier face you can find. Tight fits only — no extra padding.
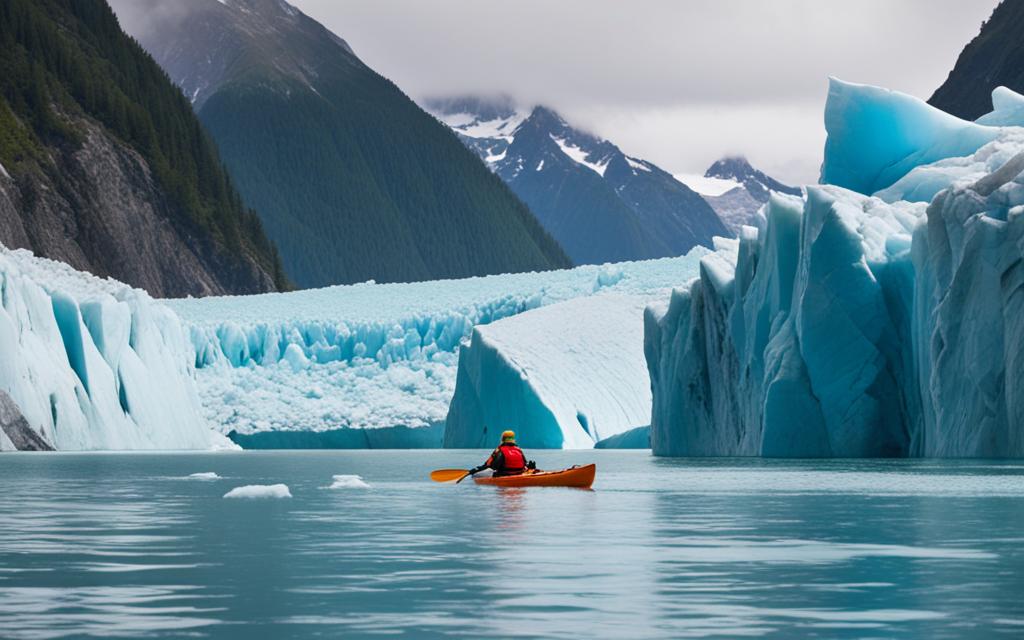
[646,80,1024,457]
[166,253,706,445]
[0,247,225,450]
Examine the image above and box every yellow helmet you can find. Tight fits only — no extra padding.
[501,430,516,443]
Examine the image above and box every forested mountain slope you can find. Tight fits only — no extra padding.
[114,0,570,288]
[0,0,285,297]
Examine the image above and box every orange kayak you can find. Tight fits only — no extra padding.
[473,464,596,488]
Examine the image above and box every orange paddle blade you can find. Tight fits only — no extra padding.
[430,469,469,482]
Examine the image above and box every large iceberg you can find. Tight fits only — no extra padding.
[0,247,226,450]
[646,79,1024,457]
[445,294,654,448]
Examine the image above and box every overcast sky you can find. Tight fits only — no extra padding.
[289,0,998,184]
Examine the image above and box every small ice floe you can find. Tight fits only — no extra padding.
[223,484,292,499]
[187,472,222,480]
[324,474,371,489]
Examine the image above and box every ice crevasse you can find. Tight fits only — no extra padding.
[0,248,227,450]
[646,79,1024,457]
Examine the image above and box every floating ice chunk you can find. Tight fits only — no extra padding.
[324,474,370,489]
[223,484,292,499]
[187,472,221,480]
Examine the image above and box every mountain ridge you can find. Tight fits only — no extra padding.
[114,0,571,289]
[426,96,728,264]
[929,1,1024,120]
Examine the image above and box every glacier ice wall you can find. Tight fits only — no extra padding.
[0,247,224,450]
[445,294,654,449]
[166,254,706,440]
[647,82,1024,457]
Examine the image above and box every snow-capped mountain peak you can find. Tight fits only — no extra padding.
[706,155,800,200]
[424,95,727,265]
[680,156,800,233]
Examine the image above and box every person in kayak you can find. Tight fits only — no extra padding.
[469,430,535,477]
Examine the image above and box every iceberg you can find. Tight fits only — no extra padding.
[646,81,1024,457]
[0,246,227,450]
[445,294,654,448]
[821,79,1001,196]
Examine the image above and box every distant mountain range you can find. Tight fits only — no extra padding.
[112,0,570,288]
[930,1,1024,120]
[675,157,801,234]
[427,97,797,259]
[0,0,284,297]
[425,97,727,264]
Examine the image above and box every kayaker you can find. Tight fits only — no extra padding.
[469,430,535,477]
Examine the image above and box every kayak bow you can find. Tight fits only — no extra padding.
[473,464,595,488]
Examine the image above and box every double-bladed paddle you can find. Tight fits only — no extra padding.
[429,469,469,482]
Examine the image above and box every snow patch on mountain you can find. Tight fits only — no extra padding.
[626,156,652,173]
[551,134,610,176]
[674,173,741,197]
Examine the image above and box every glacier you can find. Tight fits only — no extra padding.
[0,234,705,450]
[166,253,706,447]
[646,79,1024,457]
[0,247,227,450]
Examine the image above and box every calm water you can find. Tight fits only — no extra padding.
[1,451,1023,639]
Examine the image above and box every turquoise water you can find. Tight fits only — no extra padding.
[1,451,1022,639]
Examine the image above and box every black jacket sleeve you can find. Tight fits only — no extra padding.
[488,449,505,471]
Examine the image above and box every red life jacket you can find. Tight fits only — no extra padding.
[496,443,526,474]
